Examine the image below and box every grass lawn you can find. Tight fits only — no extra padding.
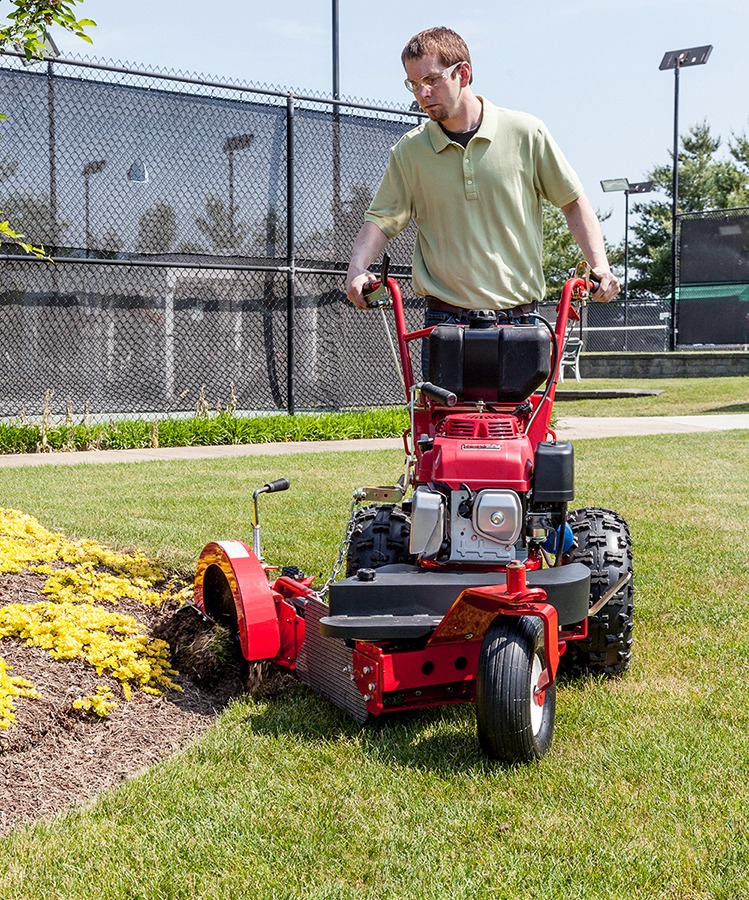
[1,377,748,455]
[0,429,748,898]
[556,375,749,417]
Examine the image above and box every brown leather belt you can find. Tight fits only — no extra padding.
[425,296,469,314]
[425,296,538,316]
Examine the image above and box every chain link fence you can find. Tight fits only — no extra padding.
[4,53,731,425]
[0,52,426,420]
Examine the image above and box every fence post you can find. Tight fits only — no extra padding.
[286,94,296,416]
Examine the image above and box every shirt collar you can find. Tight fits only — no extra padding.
[427,96,496,153]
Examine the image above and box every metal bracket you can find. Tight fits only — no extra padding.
[355,484,406,503]
[588,571,632,617]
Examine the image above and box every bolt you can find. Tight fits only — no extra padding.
[368,682,376,692]
[465,633,473,640]
[342,665,352,675]
[490,511,505,526]
[363,694,372,702]
[362,666,372,675]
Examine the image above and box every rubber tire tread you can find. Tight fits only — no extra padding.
[476,615,556,763]
[345,504,412,577]
[561,507,634,677]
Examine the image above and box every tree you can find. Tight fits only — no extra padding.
[137,202,177,254]
[100,228,123,257]
[250,206,285,258]
[195,196,250,252]
[0,0,93,60]
[2,190,69,247]
[0,0,95,253]
[542,201,621,301]
[628,121,749,297]
[335,181,373,260]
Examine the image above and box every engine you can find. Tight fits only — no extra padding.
[409,413,575,565]
[410,485,525,564]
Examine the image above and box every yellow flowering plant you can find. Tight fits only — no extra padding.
[0,658,41,730]
[0,508,192,726]
[72,686,119,717]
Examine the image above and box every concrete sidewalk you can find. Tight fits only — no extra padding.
[554,413,749,440]
[0,415,747,468]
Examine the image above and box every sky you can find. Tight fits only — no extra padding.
[49,0,749,245]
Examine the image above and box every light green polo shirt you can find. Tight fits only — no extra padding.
[364,97,583,309]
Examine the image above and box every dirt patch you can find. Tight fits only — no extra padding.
[0,571,245,837]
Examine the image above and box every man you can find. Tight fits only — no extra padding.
[345,27,619,329]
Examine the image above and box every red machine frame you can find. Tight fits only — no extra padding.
[195,273,598,744]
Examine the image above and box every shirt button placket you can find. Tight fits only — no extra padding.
[464,154,477,200]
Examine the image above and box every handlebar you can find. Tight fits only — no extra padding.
[363,252,392,308]
[418,382,457,407]
[256,478,290,496]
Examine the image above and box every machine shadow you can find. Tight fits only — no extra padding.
[239,678,494,774]
[706,401,749,414]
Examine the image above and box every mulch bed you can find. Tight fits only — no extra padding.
[0,571,244,837]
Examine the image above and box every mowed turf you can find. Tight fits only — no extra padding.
[0,429,748,899]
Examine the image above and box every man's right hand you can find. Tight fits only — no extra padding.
[345,269,378,309]
[345,221,389,309]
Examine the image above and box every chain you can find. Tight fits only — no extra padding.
[314,493,363,600]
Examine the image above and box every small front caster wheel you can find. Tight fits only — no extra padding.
[476,615,556,763]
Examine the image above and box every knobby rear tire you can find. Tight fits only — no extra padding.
[345,504,412,576]
[562,507,634,677]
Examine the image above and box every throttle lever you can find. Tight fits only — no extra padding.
[363,252,392,308]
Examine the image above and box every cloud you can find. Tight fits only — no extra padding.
[267,19,327,42]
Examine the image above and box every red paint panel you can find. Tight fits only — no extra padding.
[194,541,281,661]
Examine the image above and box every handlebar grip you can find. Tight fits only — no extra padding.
[363,280,391,308]
[264,478,290,493]
[419,382,457,407]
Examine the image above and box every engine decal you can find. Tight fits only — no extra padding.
[461,443,503,450]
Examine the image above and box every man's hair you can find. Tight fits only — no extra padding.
[401,27,473,83]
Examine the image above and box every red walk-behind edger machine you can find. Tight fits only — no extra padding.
[194,262,634,763]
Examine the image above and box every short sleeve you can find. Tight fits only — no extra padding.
[363,149,414,239]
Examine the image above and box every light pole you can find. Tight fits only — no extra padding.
[601,179,654,349]
[601,179,654,303]
[332,0,340,100]
[222,133,254,245]
[331,0,342,261]
[659,44,712,349]
[82,159,107,255]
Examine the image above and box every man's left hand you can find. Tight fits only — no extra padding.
[591,270,621,302]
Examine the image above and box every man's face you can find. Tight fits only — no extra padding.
[403,54,465,123]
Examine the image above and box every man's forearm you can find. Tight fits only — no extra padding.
[561,195,610,269]
[348,222,389,274]
[561,195,620,301]
[346,222,389,308]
